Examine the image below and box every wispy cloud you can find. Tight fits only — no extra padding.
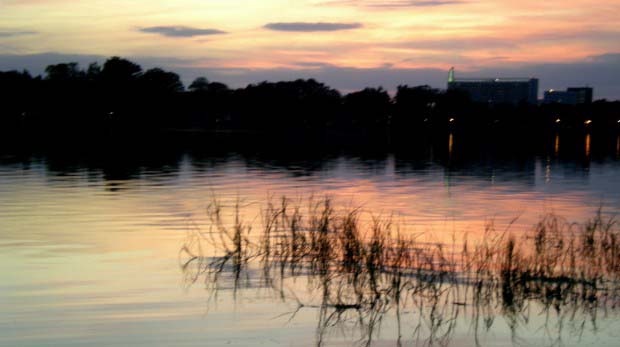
[264,22,363,32]
[0,30,37,38]
[524,29,620,43]
[394,37,518,50]
[320,0,466,8]
[291,61,337,68]
[138,26,226,38]
[376,0,465,7]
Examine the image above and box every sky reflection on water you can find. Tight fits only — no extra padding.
[2,134,620,346]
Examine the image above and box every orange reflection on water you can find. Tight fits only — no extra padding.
[1,159,611,254]
[585,133,591,157]
[554,134,560,156]
[448,133,454,157]
[2,156,618,347]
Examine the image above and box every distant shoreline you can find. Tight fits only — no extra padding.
[2,57,618,140]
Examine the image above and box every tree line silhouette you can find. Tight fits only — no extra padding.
[1,56,619,137]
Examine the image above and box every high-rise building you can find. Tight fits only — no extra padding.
[567,87,593,104]
[543,90,578,105]
[543,87,593,105]
[447,68,538,105]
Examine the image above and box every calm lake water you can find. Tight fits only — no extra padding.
[2,132,620,346]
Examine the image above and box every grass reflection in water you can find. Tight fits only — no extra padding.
[180,196,620,347]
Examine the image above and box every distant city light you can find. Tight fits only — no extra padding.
[555,118,561,123]
[449,118,455,123]
[585,119,592,125]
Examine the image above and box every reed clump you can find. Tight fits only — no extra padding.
[182,196,620,301]
[180,196,620,346]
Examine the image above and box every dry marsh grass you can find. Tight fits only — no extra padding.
[180,196,620,346]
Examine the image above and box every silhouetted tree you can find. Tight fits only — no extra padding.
[189,77,209,92]
[86,62,102,80]
[0,70,34,128]
[140,68,184,93]
[393,85,441,128]
[206,82,229,93]
[436,89,472,117]
[42,62,90,114]
[97,57,144,117]
[101,57,142,82]
[342,87,391,129]
[230,78,340,130]
[45,62,84,81]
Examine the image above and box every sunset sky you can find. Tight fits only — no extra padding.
[1,0,619,97]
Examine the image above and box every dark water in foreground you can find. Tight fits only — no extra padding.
[2,132,620,346]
